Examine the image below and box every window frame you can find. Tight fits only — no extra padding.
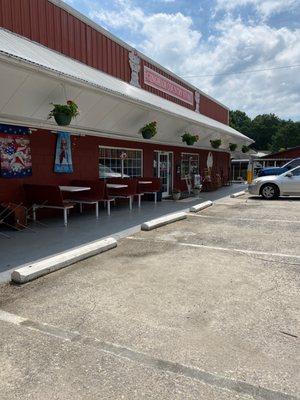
[180,152,200,180]
[99,145,143,178]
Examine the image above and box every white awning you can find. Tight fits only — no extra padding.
[0,28,253,148]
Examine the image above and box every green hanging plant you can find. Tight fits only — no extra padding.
[229,143,237,152]
[181,132,199,146]
[242,145,250,153]
[48,100,79,126]
[210,139,222,149]
[140,121,157,139]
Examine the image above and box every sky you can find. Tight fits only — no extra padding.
[65,0,300,120]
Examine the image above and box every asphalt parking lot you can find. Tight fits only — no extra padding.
[0,194,299,400]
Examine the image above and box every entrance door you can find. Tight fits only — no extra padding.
[155,151,173,197]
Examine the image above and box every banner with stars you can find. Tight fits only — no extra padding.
[0,124,32,178]
[0,123,30,135]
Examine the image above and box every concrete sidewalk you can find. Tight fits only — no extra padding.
[0,184,245,281]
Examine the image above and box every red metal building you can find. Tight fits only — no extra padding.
[0,0,252,203]
[260,147,300,160]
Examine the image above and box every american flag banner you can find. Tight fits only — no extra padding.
[0,133,32,178]
[0,124,30,135]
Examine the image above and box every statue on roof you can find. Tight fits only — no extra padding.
[129,50,141,88]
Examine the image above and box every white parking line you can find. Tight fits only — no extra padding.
[126,237,300,260]
[215,201,300,206]
[212,202,255,206]
[188,214,300,224]
[0,309,297,400]
[0,309,27,324]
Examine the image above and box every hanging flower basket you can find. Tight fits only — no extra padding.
[229,143,237,152]
[48,100,79,126]
[142,129,154,139]
[54,113,72,126]
[210,139,222,149]
[140,121,157,139]
[181,132,199,146]
[242,145,250,153]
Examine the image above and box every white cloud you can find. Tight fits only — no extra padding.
[140,13,201,69]
[89,0,300,120]
[89,0,144,30]
[90,0,201,69]
[215,0,299,19]
[180,18,300,119]
[199,21,300,119]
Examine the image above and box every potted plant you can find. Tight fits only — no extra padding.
[172,188,181,201]
[181,132,199,146]
[140,121,157,139]
[242,145,250,153]
[229,143,237,152]
[210,139,222,149]
[193,184,202,196]
[48,100,79,126]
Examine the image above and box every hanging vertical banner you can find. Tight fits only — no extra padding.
[0,124,32,178]
[54,132,73,173]
[207,152,214,171]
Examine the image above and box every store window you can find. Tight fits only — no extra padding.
[181,153,199,179]
[99,146,143,178]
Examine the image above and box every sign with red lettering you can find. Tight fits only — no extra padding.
[144,66,194,105]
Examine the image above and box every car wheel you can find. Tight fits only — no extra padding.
[260,183,279,200]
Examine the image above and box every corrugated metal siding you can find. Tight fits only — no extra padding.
[0,0,229,124]
[0,0,131,82]
[200,96,229,125]
[261,147,300,160]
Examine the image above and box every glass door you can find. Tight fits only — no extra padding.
[154,151,173,197]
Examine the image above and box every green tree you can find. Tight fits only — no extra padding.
[251,114,282,150]
[271,121,300,152]
[229,110,252,137]
[229,110,300,152]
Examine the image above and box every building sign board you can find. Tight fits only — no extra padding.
[144,66,194,106]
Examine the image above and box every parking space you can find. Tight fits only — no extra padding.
[0,194,299,400]
[135,196,300,257]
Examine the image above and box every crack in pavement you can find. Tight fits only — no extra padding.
[0,310,298,400]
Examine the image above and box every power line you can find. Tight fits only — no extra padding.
[181,64,300,78]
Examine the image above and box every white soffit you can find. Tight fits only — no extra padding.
[0,29,252,144]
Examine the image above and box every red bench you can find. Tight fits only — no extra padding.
[23,184,74,226]
[106,178,139,210]
[137,177,162,203]
[70,180,115,217]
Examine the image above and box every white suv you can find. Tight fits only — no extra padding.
[249,166,300,199]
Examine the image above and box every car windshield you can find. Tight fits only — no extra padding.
[280,166,300,176]
[283,159,300,169]
[290,166,300,176]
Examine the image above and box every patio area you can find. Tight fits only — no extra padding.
[0,184,245,282]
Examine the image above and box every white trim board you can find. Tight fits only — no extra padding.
[0,113,233,153]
